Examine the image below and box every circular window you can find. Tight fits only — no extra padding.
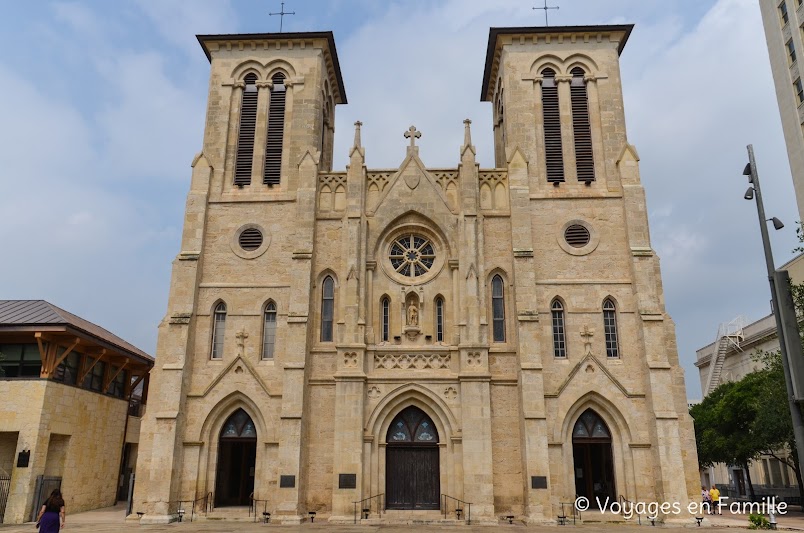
[388,234,436,278]
[239,228,263,251]
[564,225,591,248]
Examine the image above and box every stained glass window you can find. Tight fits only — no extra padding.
[386,406,439,444]
[389,234,435,278]
[572,409,611,441]
[220,408,258,440]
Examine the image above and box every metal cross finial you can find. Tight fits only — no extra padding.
[269,1,296,32]
[404,126,421,148]
[533,0,559,26]
[580,325,594,355]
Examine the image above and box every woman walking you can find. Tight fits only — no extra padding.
[36,489,65,531]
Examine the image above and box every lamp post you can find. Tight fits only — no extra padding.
[743,144,804,476]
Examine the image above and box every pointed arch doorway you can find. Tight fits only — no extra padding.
[385,406,440,510]
[215,409,257,507]
[572,409,616,506]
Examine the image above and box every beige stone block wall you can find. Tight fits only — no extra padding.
[0,432,18,476]
[305,384,335,514]
[490,384,523,515]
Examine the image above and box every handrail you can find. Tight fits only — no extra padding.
[619,494,641,525]
[441,494,472,525]
[250,494,270,523]
[558,496,581,525]
[352,493,384,524]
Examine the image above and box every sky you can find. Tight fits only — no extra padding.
[0,0,798,399]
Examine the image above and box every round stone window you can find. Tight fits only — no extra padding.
[564,224,591,248]
[389,234,436,278]
[239,228,263,251]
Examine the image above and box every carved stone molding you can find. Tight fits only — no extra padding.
[375,353,450,370]
[466,352,483,367]
[444,386,458,400]
[343,352,359,368]
[367,385,382,399]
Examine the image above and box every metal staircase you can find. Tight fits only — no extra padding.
[705,316,746,395]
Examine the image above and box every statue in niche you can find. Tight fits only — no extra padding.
[407,302,419,326]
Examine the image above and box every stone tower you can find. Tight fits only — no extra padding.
[134,25,700,525]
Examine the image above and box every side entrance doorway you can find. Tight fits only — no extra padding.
[385,406,440,510]
[215,409,257,507]
[572,409,616,506]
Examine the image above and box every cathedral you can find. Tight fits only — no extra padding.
[133,24,700,524]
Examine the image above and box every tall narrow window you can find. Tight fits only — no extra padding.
[551,299,567,358]
[603,299,620,358]
[211,302,227,359]
[796,78,804,104]
[262,302,277,360]
[321,276,334,342]
[234,73,258,186]
[381,297,390,342]
[571,67,595,183]
[435,297,444,342]
[264,73,286,185]
[788,38,798,65]
[780,1,790,26]
[492,275,505,342]
[541,68,564,183]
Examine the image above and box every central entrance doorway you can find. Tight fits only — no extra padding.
[572,409,616,506]
[385,406,440,510]
[215,409,257,507]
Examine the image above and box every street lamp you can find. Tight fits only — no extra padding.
[742,144,804,476]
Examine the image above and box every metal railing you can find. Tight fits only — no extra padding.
[619,495,641,525]
[0,476,9,524]
[353,493,384,524]
[441,494,471,525]
[167,493,212,523]
[558,498,581,525]
[249,494,270,523]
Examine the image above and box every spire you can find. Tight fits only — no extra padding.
[461,118,476,156]
[349,120,365,159]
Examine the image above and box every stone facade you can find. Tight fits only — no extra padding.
[134,26,700,524]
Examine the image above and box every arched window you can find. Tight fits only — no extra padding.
[264,72,286,185]
[211,302,227,359]
[321,276,334,342]
[571,67,595,183]
[381,296,390,342]
[262,301,277,359]
[386,406,439,443]
[435,297,445,343]
[492,275,505,342]
[551,299,567,358]
[220,408,257,440]
[234,73,258,186]
[603,299,619,358]
[541,68,564,183]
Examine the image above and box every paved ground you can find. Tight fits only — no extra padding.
[5,506,804,531]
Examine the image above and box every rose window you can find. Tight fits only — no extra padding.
[389,234,435,278]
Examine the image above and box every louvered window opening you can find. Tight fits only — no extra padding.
[239,228,263,251]
[264,73,286,185]
[211,302,227,360]
[565,224,591,248]
[551,300,567,358]
[234,74,258,186]
[263,302,277,360]
[571,69,595,183]
[603,299,620,358]
[541,69,564,183]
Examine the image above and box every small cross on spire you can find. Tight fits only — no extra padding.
[404,126,421,148]
[269,1,296,32]
[533,0,559,26]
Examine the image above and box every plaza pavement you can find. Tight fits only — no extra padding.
[5,506,804,531]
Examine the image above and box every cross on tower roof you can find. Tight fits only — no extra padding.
[269,1,296,32]
[404,126,421,148]
[533,0,559,26]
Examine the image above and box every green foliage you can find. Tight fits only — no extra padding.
[748,513,771,530]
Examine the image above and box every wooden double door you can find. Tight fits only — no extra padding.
[385,406,441,510]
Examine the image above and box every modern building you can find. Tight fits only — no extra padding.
[133,25,700,524]
[0,300,153,524]
[759,0,804,220]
